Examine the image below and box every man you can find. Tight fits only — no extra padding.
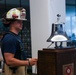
[1,7,37,75]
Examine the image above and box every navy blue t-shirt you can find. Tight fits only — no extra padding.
[1,32,26,63]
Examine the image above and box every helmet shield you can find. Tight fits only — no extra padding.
[2,7,27,27]
[6,7,26,20]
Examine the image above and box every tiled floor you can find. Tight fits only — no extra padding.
[2,73,37,75]
[29,73,37,75]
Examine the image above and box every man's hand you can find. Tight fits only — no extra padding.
[27,58,38,66]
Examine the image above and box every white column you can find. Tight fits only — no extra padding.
[30,0,65,73]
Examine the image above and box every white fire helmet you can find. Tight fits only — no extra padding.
[6,7,26,20]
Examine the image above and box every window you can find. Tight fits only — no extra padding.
[66,0,76,46]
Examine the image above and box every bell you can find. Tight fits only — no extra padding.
[47,23,70,42]
[47,14,70,48]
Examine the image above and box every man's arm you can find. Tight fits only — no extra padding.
[4,53,37,67]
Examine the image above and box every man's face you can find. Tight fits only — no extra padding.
[12,20,23,31]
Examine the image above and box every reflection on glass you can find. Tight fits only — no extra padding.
[66,3,76,46]
[66,6,76,41]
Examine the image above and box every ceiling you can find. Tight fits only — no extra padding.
[0,0,75,6]
[0,0,29,6]
[66,0,76,5]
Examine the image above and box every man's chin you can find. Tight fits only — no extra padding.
[19,28,22,30]
[18,28,22,32]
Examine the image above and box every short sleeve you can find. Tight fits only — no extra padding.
[2,35,17,54]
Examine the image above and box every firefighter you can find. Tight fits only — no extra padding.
[1,7,37,75]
